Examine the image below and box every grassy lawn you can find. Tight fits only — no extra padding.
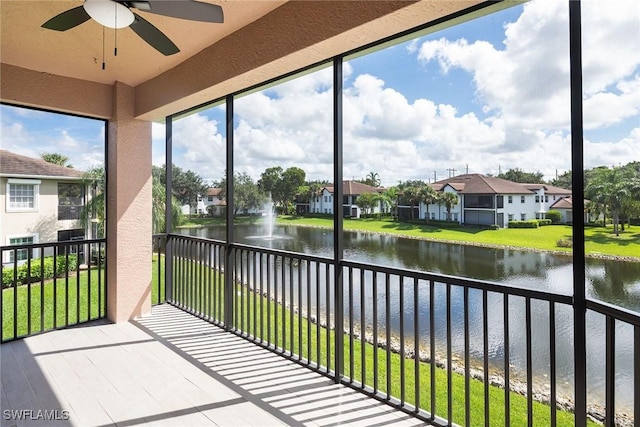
[277,216,640,259]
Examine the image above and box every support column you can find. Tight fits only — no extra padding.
[106,82,153,322]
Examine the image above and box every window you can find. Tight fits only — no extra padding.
[497,195,504,208]
[545,195,549,203]
[58,183,84,220]
[521,196,525,203]
[431,212,436,220]
[508,214,514,221]
[535,195,540,203]
[521,213,526,220]
[207,196,214,202]
[7,179,40,211]
[463,195,494,209]
[8,235,36,263]
[324,196,328,202]
[508,196,513,204]
[453,213,459,221]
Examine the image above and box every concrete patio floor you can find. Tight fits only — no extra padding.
[1,304,426,427]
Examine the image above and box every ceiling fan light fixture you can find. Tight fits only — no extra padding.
[83,0,134,29]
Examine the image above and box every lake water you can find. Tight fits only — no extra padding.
[179,224,640,410]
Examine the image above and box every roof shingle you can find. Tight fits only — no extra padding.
[0,150,84,178]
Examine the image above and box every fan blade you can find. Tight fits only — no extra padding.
[42,6,91,31]
[130,12,180,56]
[131,1,223,23]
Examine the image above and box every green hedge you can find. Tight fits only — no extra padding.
[537,219,552,226]
[508,220,539,229]
[2,255,78,288]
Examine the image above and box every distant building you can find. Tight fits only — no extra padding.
[305,180,385,218]
[0,150,92,264]
[417,174,572,227]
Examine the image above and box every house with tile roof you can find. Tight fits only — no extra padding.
[183,187,227,216]
[306,181,385,218]
[0,150,91,264]
[420,174,572,227]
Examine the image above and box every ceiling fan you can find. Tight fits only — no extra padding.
[42,0,224,56]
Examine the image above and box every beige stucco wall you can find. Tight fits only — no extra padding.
[0,177,83,262]
[106,82,152,323]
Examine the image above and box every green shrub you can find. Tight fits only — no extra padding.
[556,238,573,248]
[546,210,562,224]
[537,219,552,226]
[508,220,539,229]
[2,254,78,288]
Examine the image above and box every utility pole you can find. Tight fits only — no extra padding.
[447,168,457,178]
[499,165,502,175]
[433,171,437,182]
[466,164,469,174]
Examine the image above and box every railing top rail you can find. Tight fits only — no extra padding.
[0,238,106,252]
[586,298,640,326]
[343,259,574,304]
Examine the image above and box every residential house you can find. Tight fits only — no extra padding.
[549,196,593,224]
[0,150,90,264]
[182,187,227,216]
[307,180,385,218]
[420,174,572,227]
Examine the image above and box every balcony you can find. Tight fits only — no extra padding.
[2,236,638,426]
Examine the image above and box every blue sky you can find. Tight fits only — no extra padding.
[2,0,638,187]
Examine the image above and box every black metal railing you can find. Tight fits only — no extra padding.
[152,234,167,305]
[157,234,638,426]
[1,238,106,343]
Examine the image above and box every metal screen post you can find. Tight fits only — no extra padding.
[569,1,587,425]
[333,56,344,382]
[224,94,235,330]
[165,115,174,302]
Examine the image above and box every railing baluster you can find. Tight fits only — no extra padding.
[634,325,639,427]
[414,277,420,413]
[483,290,490,427]
[53,246,58,328]
[13,252,18,339]
[447,283,452,424]
[400,274,405,406]
[605,316,615,427]
[464,286,470,427]
[282,255,287,351]
[65,248,69,327]
[347,266,353,381]
[306,257,311,362]
[27,254,32,335]
[430,279,436,420]
[504,293,511,427]
[289,256,294,356]
[386,272,391,399]
[550,301,557,427]
[40,254,45,329]
[325,262,331,373]
[76,243,81,324]
[526,297,533,427]
[373,271,379,393]
[267,253,272,346]
[298,259,302,361]
[359,267,365,387]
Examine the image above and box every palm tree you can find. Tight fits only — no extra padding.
[365,171,381,187]
[585,166,638,236]
[440,192,459,221]
[419,185,438,222]
[41,153,73,168]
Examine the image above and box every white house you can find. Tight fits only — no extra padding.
[307,181,385,218]
[420,174,572,228]
[0,150,91,264]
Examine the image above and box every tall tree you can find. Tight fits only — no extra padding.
[365,171,381,187]
[41,153,73,168]
[154,164,208,210]
[497,168,545,184]
[440,192,459,221]
[80,165,105,238]
[419,184,438,222]
[585,165,638,236]
[257,166,306,214]
[355,192,376,215]
[219,171,265,217]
